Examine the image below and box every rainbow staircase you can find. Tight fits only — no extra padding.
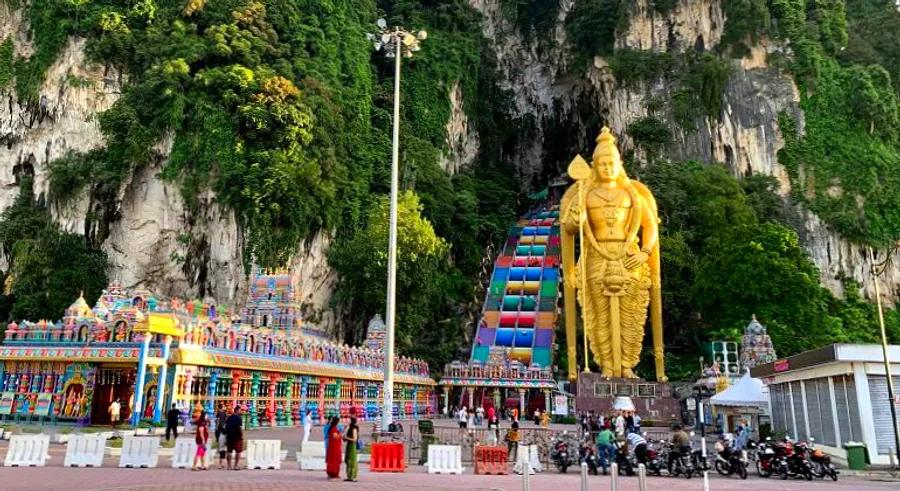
[469,207,561,368]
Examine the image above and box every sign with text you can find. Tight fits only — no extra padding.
[774,359,791,372]
[34,393,53,417]
[0,392,15,415]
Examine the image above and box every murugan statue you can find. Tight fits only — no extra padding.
[561,127,666,381]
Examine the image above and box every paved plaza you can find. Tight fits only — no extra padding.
[1,424,898,491]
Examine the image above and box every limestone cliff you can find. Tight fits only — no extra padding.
[0,4,338,328]
[470,0,899,304]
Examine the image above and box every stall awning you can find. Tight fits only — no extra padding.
[710,372,768,407]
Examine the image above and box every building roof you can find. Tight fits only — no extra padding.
[751,343,900,378]
[710,372,767,407]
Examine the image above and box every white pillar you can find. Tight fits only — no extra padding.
[518,389,526,418]
[853,362,879,455]
[800,380,811,440]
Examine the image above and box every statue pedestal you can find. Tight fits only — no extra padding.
[574,372,681,421]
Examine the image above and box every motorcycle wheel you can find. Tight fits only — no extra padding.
[738,464,748,480]
[779,466,789,480]
[829,469,838,482]
[715,460,729,476]
[685,467,693,479]
[804,469,813,481]
[756,459,771,477]
[560,465,568,474]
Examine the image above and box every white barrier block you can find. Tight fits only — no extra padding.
[64,434,107,467]
[528,445,543,473]
[513,445,535,475]
[246,439,281,470]
[4,434,51,467]
[296,441,326,471]
[171,439,211,469]
[118,436,160,468]
[427,444,464,475]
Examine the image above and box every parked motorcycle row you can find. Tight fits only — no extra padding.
[549,432,838,482]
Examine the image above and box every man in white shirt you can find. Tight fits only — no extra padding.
[458,406,468,434]
[108,399,121,427]
[614,413,625,437]
[625,431,648,465]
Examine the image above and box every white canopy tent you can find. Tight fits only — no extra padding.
[710,372,767,407]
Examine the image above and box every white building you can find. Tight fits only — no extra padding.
[751,344,900,466]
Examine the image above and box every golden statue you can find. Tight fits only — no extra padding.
[561,127,666,381]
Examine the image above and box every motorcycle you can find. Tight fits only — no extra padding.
[714,439,748,479]
[772,437,813,480]
[550,433,578,473]
[749,438,777,477]
[579,441,601,475]
[808,438,838,481]
[664,441,694,479]
[644,440,666,476]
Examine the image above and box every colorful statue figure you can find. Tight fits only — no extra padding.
[561,127,665,381]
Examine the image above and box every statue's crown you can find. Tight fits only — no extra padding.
[592,126,620,162]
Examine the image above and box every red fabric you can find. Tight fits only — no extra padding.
[325,426,342,478]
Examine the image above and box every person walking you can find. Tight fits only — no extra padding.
[192,412,209,471]
[505,421,520,461]
[166,403,181,441]
[302,409,313,450]
[457,406,468,434]
[633,413,642,433]
[225,406,244,470]
[108,399,121,427]
[343,417,359,482]
[214,403,228,469]
[325,416,342,479]
[614,412,625,437]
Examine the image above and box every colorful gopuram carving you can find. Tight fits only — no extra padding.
[739,315,777,370]
[0,270,434,427]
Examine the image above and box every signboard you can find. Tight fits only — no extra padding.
[553,395,568,415]
[0,392,14,415]
[774,359,791,372]
[34,393,53,416]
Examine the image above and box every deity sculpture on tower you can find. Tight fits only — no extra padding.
[561,127,666,382]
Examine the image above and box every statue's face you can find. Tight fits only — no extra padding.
[593,154,621,182]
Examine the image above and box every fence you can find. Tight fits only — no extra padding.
[402,424,556,464]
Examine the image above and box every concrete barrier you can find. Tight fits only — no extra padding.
[171,439,210,469]
[3,434,51,467]
[246,439,281,470]
[296,441,326,471]
[64,434,107,467]
[513,445,535,475]
[118,436,160,468]
[427,444,464,475]
[528,445,543,473]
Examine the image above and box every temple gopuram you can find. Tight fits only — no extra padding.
[0,270,434,427]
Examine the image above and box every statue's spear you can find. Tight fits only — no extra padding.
[568,155,592,374]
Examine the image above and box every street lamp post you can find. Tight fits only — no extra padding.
[869,245,900,468]
[368,19,427,433]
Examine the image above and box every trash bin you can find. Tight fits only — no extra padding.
[843,442,867,470]
[418,419,436,465]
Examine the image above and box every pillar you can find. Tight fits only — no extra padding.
[544,389,551,414]
[493,388,500,412]
[466,386,475,409]
[206,370,218,419]
[152,335,173,423]
[300,376,308,419]
[442,386,449,415]
[518,388,526,419]
[131,333,152,426]
[318,380,325,424]
[411,386,418,419]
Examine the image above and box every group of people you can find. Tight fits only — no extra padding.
[580,410,646,475]
[322,415,360,482]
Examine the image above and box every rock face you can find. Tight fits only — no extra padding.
[471,0,898,304]
[0,6,339,330]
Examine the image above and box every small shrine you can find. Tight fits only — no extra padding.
[739,315,777,369]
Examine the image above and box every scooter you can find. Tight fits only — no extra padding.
[644,440,666,476]
[714,439,748,479]
[808,438,838,481]
[772,437,813,480]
